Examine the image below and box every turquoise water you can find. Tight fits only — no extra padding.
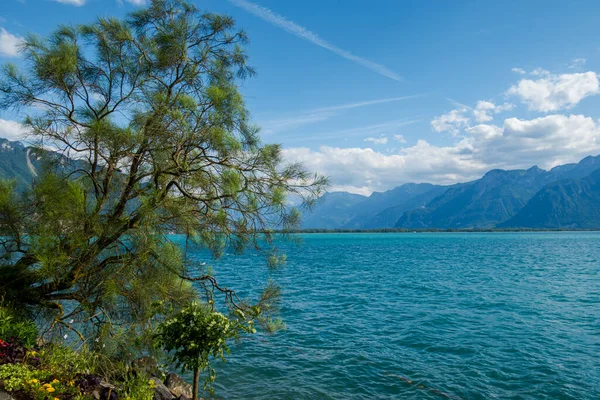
[189,233,600,399]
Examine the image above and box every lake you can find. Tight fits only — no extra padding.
[186,232,600,399]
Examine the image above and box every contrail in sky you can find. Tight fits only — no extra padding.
[261,96,421,134]
[228,0,404,82]
[313,95,422,112]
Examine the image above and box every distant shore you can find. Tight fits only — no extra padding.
[284,228,600,233]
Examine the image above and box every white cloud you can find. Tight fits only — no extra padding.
[228,0,403,82]
[469,114,600,170]
[393,134,407,143]
[508,71,600,112]
[568,58,586,69]
[431,108,470,135]
[0,119,28,141]
[512,67,526,75]
[0,28,24,57]
[283,142,484,194]
[283,65,600,194]
[473,101,514,123]
[364,136,388,145]
[530,68,550,77]
[285,114,600,194]
[51,0,86,5]
[465,124,503,139]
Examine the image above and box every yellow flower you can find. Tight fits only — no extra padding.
[54,398,60,400]
[46,387,56,393]
[29,379,39,384]
[52,379,60,383]
[43,383,53,388]
[68,381,74,386]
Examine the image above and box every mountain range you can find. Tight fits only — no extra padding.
[0,138,43,189]
[303,154,600,230]
[3,137,600,229]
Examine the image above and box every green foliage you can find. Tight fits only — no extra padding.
[0,363,83,399]
[0,0,327,360]
[156,302,252,395]
[0,363,46,392]
[266,253,287,269]
[38,344,97,380]
[0,340,159,400]
[121,374,156,400]
[0,305,38,348]
[27,377,81,400]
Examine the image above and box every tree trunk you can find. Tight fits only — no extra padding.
[192,367,200,400]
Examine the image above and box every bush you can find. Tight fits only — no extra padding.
[121,373,156,400]
[0,306,38,348]
[156,302,252,399]
[0,363,82,399]
[0,363,45,392]
[0,333,165,400]
[38,344,97,381]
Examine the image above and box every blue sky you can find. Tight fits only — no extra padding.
[2,0,600,194]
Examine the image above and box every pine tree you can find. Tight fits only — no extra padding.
[0,0,326,345]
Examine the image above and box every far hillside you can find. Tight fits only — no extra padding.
[3,137,600,230]
[303,155,600,230]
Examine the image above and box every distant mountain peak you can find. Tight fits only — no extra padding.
[302,154,600,230]
[396,154,600,230]
[3,135,600,230]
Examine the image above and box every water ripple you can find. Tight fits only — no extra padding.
[185,232,600,399]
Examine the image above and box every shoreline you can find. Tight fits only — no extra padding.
[283,228,600,233]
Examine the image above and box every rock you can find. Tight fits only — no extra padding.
[91,381,117,400]
[132,356,163,379]
[76,374,103,395]
[151,377,174,400]
[164,373,193,399]
[0,390,15,400]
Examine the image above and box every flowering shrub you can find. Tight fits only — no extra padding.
[0,363,45,392]
[30,378,80,400]
[0,364,80,399]
[156,302,253,399]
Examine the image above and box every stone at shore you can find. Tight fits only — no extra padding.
[0,390,15,400]
[91,381,117,400]
[151,377,174,400]
[164,373,193,399]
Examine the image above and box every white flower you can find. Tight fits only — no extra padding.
[63,334,68,339]
[69,319,74,324]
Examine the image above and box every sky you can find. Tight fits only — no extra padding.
[2,0,600,195]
